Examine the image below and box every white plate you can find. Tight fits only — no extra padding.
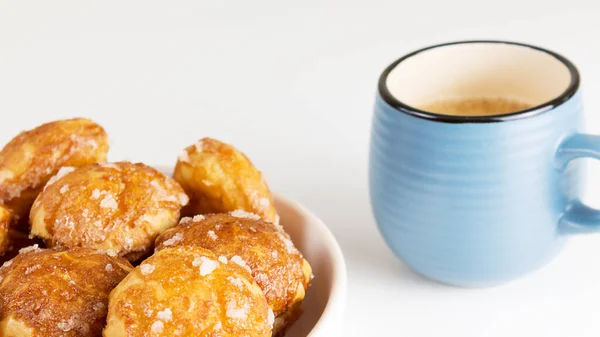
[273,194,347,337]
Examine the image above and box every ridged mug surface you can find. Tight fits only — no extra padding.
[369,93,583,287]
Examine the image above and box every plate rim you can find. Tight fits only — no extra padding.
[274,193,347,337]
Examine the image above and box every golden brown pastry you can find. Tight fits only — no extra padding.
[0,205,11,256]
[0,118,108,227]
[104,245,272,337]
[155,213,312,336]
[0,246,132,337]
[173,138,278,224]
[29,162,189,261]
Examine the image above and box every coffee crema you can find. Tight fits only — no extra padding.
[417,97,533,117]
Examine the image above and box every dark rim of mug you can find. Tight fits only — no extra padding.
[378,40,580,123]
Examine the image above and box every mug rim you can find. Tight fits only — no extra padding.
[378,40,580,123]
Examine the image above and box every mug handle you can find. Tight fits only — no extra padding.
[557,133,600,234]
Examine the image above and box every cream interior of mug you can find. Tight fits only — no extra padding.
[385,43,572,111]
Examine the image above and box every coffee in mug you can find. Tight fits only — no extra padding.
[418,97,532,116]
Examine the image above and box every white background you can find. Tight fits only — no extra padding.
[2,1,600,336]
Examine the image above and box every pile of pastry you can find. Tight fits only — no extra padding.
[0,118,312,337]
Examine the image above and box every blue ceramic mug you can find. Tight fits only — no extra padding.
[369,41,600,287]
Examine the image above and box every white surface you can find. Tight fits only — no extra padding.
[2,1,600,336]
[387,42,571,107]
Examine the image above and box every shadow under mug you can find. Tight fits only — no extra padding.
[369,40,600,287]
